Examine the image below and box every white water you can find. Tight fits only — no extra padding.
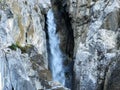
[47,9,65,85]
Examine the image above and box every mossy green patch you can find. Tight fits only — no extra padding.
[0,15,1,21]
[8,43,32,53]
[8,44,18,50]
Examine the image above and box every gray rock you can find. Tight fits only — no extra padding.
[68,0,120,90]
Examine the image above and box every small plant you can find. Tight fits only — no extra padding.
[0,15,1,21]
[8,44,18,50]
[17,44,32,53]
[0,0,3,3]
[8,43,32,53]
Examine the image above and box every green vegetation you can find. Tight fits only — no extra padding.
[0,15,1,21]
[8,43,32,53]
[0,0,3,3]
[8,44,18,50]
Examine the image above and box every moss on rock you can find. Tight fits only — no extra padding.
[8,43,33,53]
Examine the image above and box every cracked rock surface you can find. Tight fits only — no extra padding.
[0,0,120,90]
[68,0,120,90]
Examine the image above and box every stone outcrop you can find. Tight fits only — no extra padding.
[0,0,69,90]
[3,0,50,68]
[0,47,69,90]
[67,0,120,90]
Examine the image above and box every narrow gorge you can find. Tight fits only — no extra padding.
[0,0,120,90]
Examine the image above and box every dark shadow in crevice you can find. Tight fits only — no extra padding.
[44,14,52,71]
[50,0,75,89]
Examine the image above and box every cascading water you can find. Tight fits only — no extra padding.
[47,9,65,85]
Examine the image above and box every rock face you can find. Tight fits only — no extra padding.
[67,0,120,90]
[0,0,69,90]
[7,0,49,68]
[0,0,120,90]
[0,48,35,90]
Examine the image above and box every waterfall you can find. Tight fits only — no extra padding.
[47,9,65,85]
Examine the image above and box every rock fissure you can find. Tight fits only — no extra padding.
[49,0,75,89]
[44,1,75,89]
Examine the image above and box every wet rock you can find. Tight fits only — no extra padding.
[51,0,74,60]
